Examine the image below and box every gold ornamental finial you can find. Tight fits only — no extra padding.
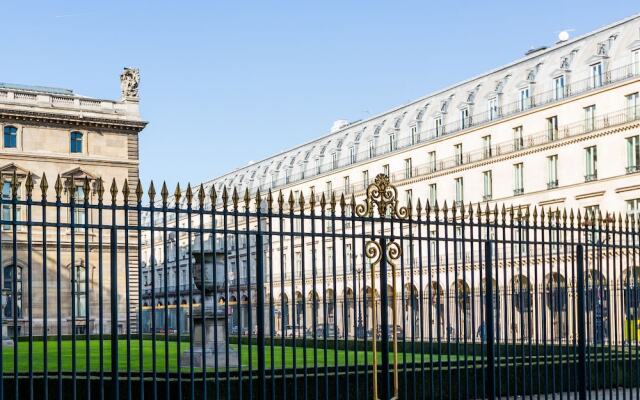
[355,174,408,219]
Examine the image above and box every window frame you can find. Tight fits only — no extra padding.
[70,131,83,154]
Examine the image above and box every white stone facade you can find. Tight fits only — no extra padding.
[141,14,640,341]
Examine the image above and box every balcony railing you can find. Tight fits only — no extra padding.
[513,188,524,196]
[547,180,559,189]
[584,173,598,182]
[237,62,639,197]
[626,165,640,174]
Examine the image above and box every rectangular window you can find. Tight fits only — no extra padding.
[349,146,356,164]
[343,176,350,194]
[455,177,463,205]
[547,116,558,140]
[315,158,321,175]
[584,105,596,132]
[454,143,463,165]
[627,92,639,121]
[519,87,530,111]
[3,126,17,149]
[389,133,396,151]
[513,126,524,150]
[633,50,640,75]
[331,152,338,169]
[428,151,436,172]
[382,164,389,176]
[429,183,437,206]
[488,98,498,120]
[627,135,640,173]
[585,146,598,181]
[627,198,640,220]
[547,155,558,188]
[591,63,603,88]
[460,108,470,129]
[70,131,83,153]
[482,135,492,158]
[513,163,524,195]
[362,170,369,187]
[553,75,565,100]
[434,116,443,136]
[585,205,600,221]
[482,170,492,201]
[74,186,87,226]
[368,139,375,158]
[405,189,412,206]
[547,154,558,189]
[326,181,332,196]
[404,158,412,179]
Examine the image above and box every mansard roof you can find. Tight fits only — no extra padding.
[203,12,640,193]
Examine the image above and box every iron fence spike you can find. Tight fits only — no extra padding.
[186,183,193,206]
[161,182,169,204]
[136,179,143,203]
[110,178,118,203]
[148,180,156,202]
[25,172,34,199]
[55,175,63,198]
[40,172,48,199]
[122,179,129,204]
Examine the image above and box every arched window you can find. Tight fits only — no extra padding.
[74,265,87,318]
[70,131,83,153]
[3,126,17,149]
[3,265,22,318]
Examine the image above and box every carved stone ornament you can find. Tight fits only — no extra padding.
[120,67,140,99]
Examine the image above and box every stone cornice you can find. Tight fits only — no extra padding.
[0,107,147,133]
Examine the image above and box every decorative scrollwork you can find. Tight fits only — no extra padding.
[364,240,382,266]
[386,241,401,263]
[355,174,408,219]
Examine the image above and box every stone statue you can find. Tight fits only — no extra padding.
[120,67,140,100]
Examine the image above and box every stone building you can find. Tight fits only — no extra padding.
[0,68,146,336]
[141,14,640,341]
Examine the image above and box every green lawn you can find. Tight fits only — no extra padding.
[0,340,467,373]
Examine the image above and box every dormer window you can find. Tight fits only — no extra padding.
[388,132,396,151]
[460,108,470,129]
[488,98,499,120]
[3,126,17,149]
[519,87,530,111]
[434,116,443,136]
[590,63,603,88]
[70,131,83,153]
[553,76,565,100]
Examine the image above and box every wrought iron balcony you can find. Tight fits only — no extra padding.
[584,173,598,182]
[547,180,559,189]
[513,188,524,196]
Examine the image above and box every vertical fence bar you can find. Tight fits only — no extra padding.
[256,232,266,400]
[110,219,119,399]
[485,239,495,400]
[379,237,390,400]
[576,244,587,400]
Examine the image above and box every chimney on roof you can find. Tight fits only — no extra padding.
[330,119,349,133]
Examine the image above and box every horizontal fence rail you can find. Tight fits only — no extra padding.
[0,173,637,399]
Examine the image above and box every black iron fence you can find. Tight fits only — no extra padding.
[0,172,638,399]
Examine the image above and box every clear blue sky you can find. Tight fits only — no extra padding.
[3,1,639,188]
